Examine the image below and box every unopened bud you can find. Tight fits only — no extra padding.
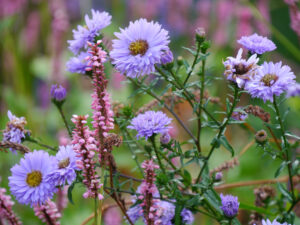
[160,132,171,144]
[177,56,183,66]
[195,27,206,43]
[215,172,223,181]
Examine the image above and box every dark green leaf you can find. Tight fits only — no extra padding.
[219,135,234,156]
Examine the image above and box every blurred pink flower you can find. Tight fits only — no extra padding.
[111,72,125,90]
[57,130,70,146]
[104,207,122,225]
[194,0,211,32]
[0,0,26,18]
[255,0,270,36]
[285,0,300,39]
[23,11,40,53]
[236,6,253,39]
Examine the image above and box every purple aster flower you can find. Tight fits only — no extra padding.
[224,48,259,88]
[68,10,111,54]
[46,145,80,186]
[3,111,27,153]
[110,18,170,78]
[232,108,248,121]
[50,84,67,101]
[261,219,291,225]
[128,111,172,140]
[215,172,223,181]
[66,51,90,74]
[161,49,174,65]
[181,208,194,224]
[154,201,175,225]
[238,33,276,54]
[9,150,57,206]
[126,204,143,224]
[286,83,300,98]
[220,193,239,218]
[245,61,296,102]
[160,132,171,144]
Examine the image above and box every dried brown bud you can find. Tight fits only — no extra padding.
[255,130,268,144]
[210,157,239,175]
[245,105,270,123]
[104,133,123,150]
[0,141,30,154]
[249,212,263,225]
[254,186,276,207]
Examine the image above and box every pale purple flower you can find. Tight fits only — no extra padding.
[110,18,170,78]
[50,84,67,101]
[245,61,296,102]
[126,205,143,224]
[261,219,290,225]
[238,33,276,54]
[154,201,175,225]
[161,49,174,65]
[3,111,27,152]
[220,193,239,218]
[66,51,90,74]
[128,111,172,140]
[181,208,194,224]
[286,83,300,98]
[215,172,223,181]
[223,48,259,88]
[9,150,57,206]
[68,10,111,54]
[46,145,80,186]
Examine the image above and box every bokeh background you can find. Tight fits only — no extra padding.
[0,0,300,224]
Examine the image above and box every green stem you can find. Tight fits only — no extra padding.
[25,137,57,151]
[57,105,72,137]
[183,42,201,85]
[150,135,166,174]
[94,198,99,225]
[273,95,295,202]
[195,85,239,183]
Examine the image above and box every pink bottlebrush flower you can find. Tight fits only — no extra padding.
[86,41,114,164]
[139,160,160,224]
[0,188,22,225]
[23,11,40,52]
[111,72,125,90]
[256,0,270,36]
[104,207,122,225]
[56,186,68,213]
[0,0,26,18]
[71,115,103,200]
[33,199,61,225]
[284,0,300,39]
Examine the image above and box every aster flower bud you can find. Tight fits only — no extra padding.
[195,27,206,43]
[161,49,174,65]
[215,172,223,181]
[160,132,171,144]
[255,130,268,144]
[177,56,184,66]
[50,84,67,102]
[220,193,239,218]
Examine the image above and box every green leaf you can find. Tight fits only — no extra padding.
[277,183,293,202]
[182,46,197,56]
[219,135,234,156]
[239,202,274,215]
[67,182,76,205]
[182,170,192,186]
[275,161,288,178]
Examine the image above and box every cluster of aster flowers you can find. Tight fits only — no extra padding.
[128,111,172,140]
[224,34,296,102]
[33,199,61,225]
[86,40,115,164]
[0,187,22,225]
[71,115,103,200]
[3,111,28,153]
[66,10,111,74]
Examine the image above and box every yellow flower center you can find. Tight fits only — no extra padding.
[26,171,42,187]
[58,157,70,169]
[129,40,149,56]
[261,73,278,86]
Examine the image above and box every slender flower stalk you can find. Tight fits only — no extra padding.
[33,199,61,225]
[0,188,22,225]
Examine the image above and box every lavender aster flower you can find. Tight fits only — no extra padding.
[50,84,67,101]
[46,145,80,186]
[66,51,90,74]
[223,48,259,88]
[181,208,194,224]
[155,201,175,225]
[238,33,276,54]
[126,205,143,224]
[68,10,111,54]
[3,111,27,153]
[220,193,239,218]
[261,219,291,225]
[9,150,56,206]
[245,61,296,102]
[128,111,172,140]
[110,18,170,78]
[286,83,300,98]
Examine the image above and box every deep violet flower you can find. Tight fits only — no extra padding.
[220,193,239,218]
[50,84,67,102]
[238,33,276,54]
